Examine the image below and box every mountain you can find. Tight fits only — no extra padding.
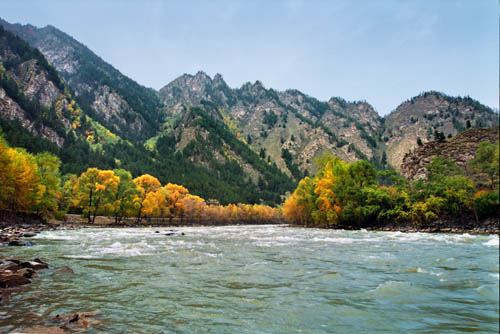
[158,73,498,176]
[383,91,498,170]
[1,18,498,206]
[0,22,294,205]
[0,18,163,141]
[159,71,384,178]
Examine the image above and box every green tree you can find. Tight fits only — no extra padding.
[33,152,61,217]
[469,142,499,189]
[112,169,140,223]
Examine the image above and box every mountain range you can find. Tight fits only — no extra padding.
[0,18,498,205]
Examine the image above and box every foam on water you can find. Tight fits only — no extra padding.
[3,225,497,334]
[483,236,499,247]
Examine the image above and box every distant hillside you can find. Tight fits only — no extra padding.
[383,91,498,171]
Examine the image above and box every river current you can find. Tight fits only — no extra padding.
[1,226,498,333]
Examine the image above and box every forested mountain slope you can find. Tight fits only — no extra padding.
[159,71,385,177]
[0,18,163,141]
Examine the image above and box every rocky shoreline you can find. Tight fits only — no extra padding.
[291,216,499,235]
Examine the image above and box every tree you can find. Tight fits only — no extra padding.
[426,157,463,182]
[469,142,499,189]
[33,152,61,217]
[0,136,14,208]
[133,174,161,221]
[2,147,41,212]
[111,169,140,223]
[163,183,189,223]
[417,137,423,146]
[73,168,120,223]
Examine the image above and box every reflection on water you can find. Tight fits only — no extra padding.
[1,226,498,333]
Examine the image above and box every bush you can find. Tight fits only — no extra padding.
[474,190,499,219]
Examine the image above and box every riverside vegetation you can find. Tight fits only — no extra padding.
[0,129,498,230]
[283,142,499,230]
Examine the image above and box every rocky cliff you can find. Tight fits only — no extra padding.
[0,25,70,146]
[400,127,499,181]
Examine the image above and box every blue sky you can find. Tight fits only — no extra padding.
[1,0,498,115]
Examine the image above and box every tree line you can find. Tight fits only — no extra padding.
[0,134,281,224]
[283,143,499,227]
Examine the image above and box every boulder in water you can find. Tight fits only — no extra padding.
[17,268,37,279]
[0,274,32,288]
[8,240,27,246]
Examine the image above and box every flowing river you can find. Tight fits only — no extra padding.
[1,226,498,333]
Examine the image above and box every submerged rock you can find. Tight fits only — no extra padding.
[20,261,49,270]
[165,231,185,236]
[52,311,102,330]
[55,266,74,275]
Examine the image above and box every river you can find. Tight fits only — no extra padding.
[1,226,498,333]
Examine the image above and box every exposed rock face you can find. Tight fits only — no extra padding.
[159,72,384,177]
[92,85,145,134]
[7,60,60,106]
[0,19,162,141]
[384,92,498,171]
[0,26,69,146]
[0,87,63,146]
[400,127,499,181]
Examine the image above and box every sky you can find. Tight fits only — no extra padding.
[1,0,498,115]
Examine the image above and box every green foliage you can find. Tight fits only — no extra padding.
[469,142,499,189]
[284,152,498,228]
[281,148,303,180]
[474,190,499,219]
[263,110,278,129]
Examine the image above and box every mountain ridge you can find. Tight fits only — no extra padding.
[0,18,498,205]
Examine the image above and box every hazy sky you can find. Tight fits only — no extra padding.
[1,0,498,115]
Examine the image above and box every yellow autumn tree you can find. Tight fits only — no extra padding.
[2,148,41,212]
[133,174,161,221]
[163,183,189,222]
[73,168,120,223]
